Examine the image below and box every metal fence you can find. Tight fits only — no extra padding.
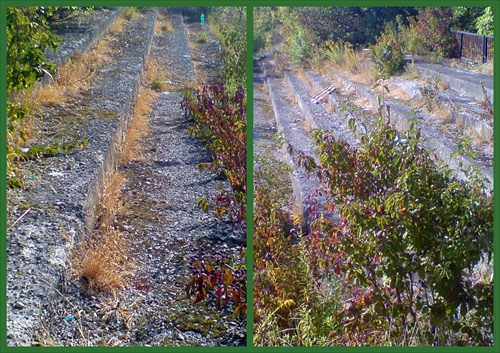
[453,30,494,63]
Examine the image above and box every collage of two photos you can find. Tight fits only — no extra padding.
[4,3,496,349]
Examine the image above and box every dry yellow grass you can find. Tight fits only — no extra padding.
[110,16,126,33]
[74,54,160,295]
[9,91,39,144]
[145,58,162,81]
[96,171,128,229]
[74,171,134,295]
[75,229,134,295]
[57,38,114,96]
[154,13,174,35]
[20,31,114,111]
[433,105,454,124]
[120,86,156,164]
[145,58,175,92]
[476,61,493,75]
[34,84,66,107]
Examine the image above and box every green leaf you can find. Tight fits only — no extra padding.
[198,198,209,212]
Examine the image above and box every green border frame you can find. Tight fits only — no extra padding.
[1,0,498,351]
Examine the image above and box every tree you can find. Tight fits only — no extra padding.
[295,7,417,48]
[476,6,494,35]
[7,7,61,94]
[452,7,486,33]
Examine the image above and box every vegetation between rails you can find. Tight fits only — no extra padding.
[6,6,152,296]
[181,7,247,316]
[73,63,157,297]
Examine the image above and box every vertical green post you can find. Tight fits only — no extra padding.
[201,13,205,25]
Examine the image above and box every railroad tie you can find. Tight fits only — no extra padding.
[310,84,336,104]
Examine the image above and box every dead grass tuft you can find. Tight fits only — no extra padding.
[144,58,171,91]
[155,13,174,35]
[111,17,126,33]
[34,84,66,107]
[74,171,134,295]
[75,230,134,295]
[96,172,128,229]
[476,61,493,75]
[120,87,156,164]
[57,37,114,97]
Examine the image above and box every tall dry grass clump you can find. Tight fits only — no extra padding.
[73,171,133,295]
[57,37,114,96]
[120,86,156,164]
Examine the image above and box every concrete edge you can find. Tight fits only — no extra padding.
[83,8,158,234]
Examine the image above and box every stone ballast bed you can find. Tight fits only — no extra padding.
[293,69,493,190]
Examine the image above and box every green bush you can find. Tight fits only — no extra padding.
[253,7,280,54]
[298,119,493,345]
[319,40,358,73]
[253,154,342,346]
[476,6,494,35]
[208,7,246,94]
[370,22,405,77]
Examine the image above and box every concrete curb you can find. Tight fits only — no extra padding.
[312,71,493,190]
[84,8,158,233]
[42,7,125,86]
[415,65,493,106]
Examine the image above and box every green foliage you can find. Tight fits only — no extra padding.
[195,30,210,43]
[287,24,314,68]
[296,7,417,48]
[6,7,94,189]
[451,7,486,33]
[150,77,167,92]
[277,8,316,68]
[297,119,493,345]
[7,7,60,94]
[253,7,280,53]
[183,8,247,319]
[318,40,358,73]
[46,6,94,23]
[370,21,405,77]
[208,7,246,94]
[476,6,494,35]
[120,7,138,21]
[253,154,343,346]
